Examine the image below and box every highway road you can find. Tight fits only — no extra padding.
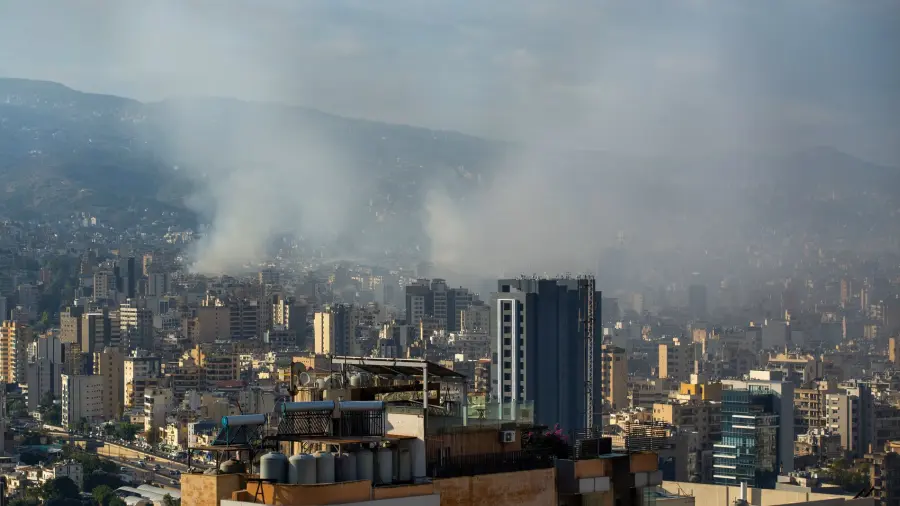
[97,450,182,490]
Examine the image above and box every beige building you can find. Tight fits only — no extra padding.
[602,344,628,410]
[0,321,31,385]
[795,380,836,434]
[194,305,230,344]
[629,378,672,410]
[314,307,352,355]
[144,387,174,436]
[765,352,823,384]
[891,337,899,366]
[124,350,161,409]
[658,337,695,382]
[119,301,154,349]
[59,307,84,344]
[93,347,124,419]
[653,401,721,451]
[61,374,104,427]
[80,312,118,354]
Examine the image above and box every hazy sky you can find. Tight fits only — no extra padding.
[1,1,898,164]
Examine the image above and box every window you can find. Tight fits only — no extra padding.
[503,314,511,322]
[503,350,511,357]
[502,301,511,310]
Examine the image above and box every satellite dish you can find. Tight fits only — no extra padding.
[298,372,311,386]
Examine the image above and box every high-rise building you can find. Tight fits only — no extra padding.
[142,253,153,277]
[25,334,64,412]
[658,338,696,382]
[405,280,433,327]
[688,284,707,319]
[0,321,31,385]
[826,383,875,458]
[314,305,352,355]
[461,302,491,333]
[272,296,308,332]
[60,373,104,427]
[447,287,474,332]
[93,270,116,301]
[491,277,602,431]
[715,370,794,488]
[229,299,260,340]
[93,347,124,419]
[80,311,117,354]
[602,344,627,410]
[122,257,137,300]
[146,273,170,297]
[119,301,153,350]
[259,268,280,287]
[431,279,448,328]
[59,306,85,344]
[194,305,230,343]
[124,350,161,409]
[16,284,40,321]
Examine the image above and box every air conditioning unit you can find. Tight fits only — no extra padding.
[500,430,516,443]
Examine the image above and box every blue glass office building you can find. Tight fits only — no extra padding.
[713,388,781,488]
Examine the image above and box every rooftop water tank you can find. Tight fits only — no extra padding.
[260,452,288,484]
[398,448,411,482]
[349,374,362,387]
[377,447,393,485]
[336,452,357,482]
[356,449,374,481]
[314,451,335,483]
[288,454,316,485]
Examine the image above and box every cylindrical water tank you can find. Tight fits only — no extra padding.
[314,451,335,483]
[336,452,357,482]
[260,452,288,484]
[377,447,393,485]
[398,449,411,482]
[392,447,399,482]
[288,454,316,485]
[316,378,327,389]
[356,449,374,481]
[349,374,362,387]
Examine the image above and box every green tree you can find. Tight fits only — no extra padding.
[38,392,61,425]
[114,423,141,441]
[45,499,82,506]
[92,485,115,506]
[7,397,27,418]
[109,498,127,506]
[84,471,124,493]
[9,498,39,506]
[40,477,79,501]
[163,494,181,506]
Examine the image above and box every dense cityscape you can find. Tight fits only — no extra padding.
[1,2,899,506]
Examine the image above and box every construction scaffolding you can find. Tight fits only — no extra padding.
[582,275,596,430]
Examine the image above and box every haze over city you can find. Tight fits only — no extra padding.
[0,2,898,505]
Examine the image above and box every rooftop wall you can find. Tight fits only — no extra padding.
[660,481,869,506]
[433,468,557,506]
[181,473,246,506]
